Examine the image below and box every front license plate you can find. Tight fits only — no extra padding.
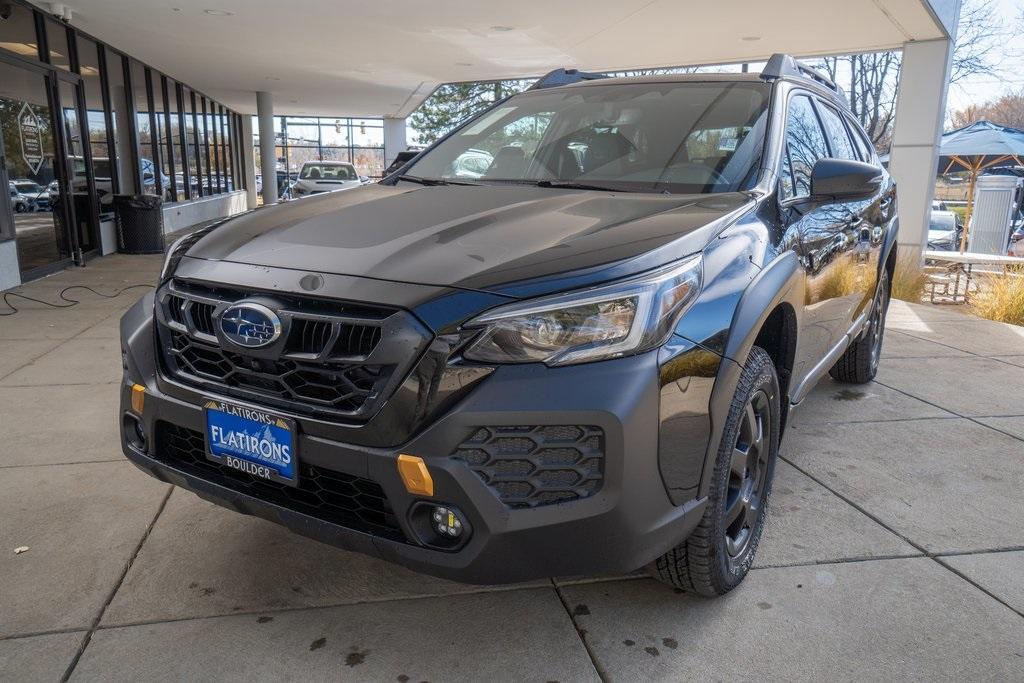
[203,400,298,486]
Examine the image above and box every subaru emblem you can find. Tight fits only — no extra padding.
[219,303,282,348]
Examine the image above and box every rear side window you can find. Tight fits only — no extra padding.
[845,117,875,162]
[780,95,829,199]
[817,104,858,161]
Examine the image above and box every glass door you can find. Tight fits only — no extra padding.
[0,59,74,278]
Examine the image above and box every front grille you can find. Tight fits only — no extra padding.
[156,280,429,421]
[169,331,386,413]
[452,426,605,508]
[153,422,405,541]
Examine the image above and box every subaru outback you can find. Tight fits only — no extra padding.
[120,54,896,596]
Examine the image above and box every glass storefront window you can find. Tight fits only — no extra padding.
[129,60,158,195]
[252,115,388,183]
[0,2,40,60]
[76,37,114,216]
[44,20,71,71]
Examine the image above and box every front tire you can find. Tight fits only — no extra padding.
[829,269,890,384]
[650,346,780,597]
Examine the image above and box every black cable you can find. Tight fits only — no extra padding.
[0,284,154,317]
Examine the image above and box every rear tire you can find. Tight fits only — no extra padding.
[650,346,780,597]
[829,269,890,384]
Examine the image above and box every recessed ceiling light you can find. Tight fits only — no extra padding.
[456,62,473,67]
[490,25,514,31]
[741,35,761,41]
[203,9,234,16]
[265,76,281,81]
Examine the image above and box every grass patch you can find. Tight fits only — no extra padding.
[970,268,1024,326]
[891,254,928,303]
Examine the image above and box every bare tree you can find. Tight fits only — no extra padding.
[813,0,1008,152]
[950,89,1024,129]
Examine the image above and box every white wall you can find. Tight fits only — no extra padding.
[161,191,248,235]
[0,240,19,291]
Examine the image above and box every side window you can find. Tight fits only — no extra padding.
[845,117,875,162]
[817,104,858,161]
[781,95,829,199]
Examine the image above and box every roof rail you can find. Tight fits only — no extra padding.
[529,68,609,90]
[761,53,844,98]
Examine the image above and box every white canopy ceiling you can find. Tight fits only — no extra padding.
[46,0,958,117]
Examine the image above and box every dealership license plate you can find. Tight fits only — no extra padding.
[203,400,298,486]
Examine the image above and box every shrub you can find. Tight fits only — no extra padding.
[890,254,928,303]
[970,268,1024,326]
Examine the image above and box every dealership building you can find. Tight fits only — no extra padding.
[1,0,960,291]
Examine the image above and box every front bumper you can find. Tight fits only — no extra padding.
[121,295,711,584]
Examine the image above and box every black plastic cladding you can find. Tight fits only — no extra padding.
[154,421,406,541]
[452,425,605,508]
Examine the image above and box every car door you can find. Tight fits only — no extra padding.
[816,101,886,321]
[778,93,858,372]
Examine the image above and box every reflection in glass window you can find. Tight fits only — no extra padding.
[0,2,41,59]
[817,104,857,161]
[45,20,71,71]
[130,60,159,195]
[781,95,829,199]
[78,38,115,213]
[256,115,388,180]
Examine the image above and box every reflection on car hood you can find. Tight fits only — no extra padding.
[928,228,956,241]
[190,183,753,294]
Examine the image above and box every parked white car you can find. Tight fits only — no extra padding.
[290,162,362,198]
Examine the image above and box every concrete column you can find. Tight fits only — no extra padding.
[256,91,277,206]
[887,10,960,260]
[240,114,258,210]
[112,85,137,194]
[383,117,407,167]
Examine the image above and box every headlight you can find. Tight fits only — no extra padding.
[463,255,702,366]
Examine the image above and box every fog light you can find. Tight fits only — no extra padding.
[409,501,470,550]
[430,505,464,538]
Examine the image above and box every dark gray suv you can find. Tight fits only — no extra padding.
[120,54,896,596]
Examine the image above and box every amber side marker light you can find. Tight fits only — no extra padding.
[397,454,434,496]
[130,384,146,414]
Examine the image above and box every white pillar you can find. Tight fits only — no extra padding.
[256,91,277,206]
[240,115,258,210]
[383,117,407,167]
[112,85,137,194]
[888,11,960,259]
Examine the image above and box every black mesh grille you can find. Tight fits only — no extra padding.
[168,331,387,414]
[452,426,605,508]
[153,422,405,541]
[155,281,416,420]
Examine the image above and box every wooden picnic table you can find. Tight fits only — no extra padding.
[923,250,1024,303]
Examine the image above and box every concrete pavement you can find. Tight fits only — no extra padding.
[1,258,1022,681]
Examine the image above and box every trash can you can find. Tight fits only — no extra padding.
[114,194,165,254]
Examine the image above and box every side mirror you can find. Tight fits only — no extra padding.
[810,158,883,202]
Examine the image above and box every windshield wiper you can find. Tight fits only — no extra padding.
[534,179,636,192]
[397,175,480,187]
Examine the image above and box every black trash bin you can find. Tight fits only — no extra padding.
[114,194,165,254]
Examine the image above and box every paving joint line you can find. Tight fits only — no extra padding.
[780,453,1024,621]
[60,485,173,682]
[89,584,558,634]
[0,459,125,470]
[931,556,1024,619]
[871,378,1024,445]
[887,325,1024,371]
[551,579,610,683]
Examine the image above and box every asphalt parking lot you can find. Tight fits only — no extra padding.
[1,254,1023,681]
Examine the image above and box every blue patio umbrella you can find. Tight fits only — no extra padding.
[937,121,1024,249]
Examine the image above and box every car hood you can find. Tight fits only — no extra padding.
[191,183,753,295]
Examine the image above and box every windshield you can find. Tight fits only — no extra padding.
[930,213,956,230]
[404,81,770,193]
[300,163,357,181]
[14,182,41,194]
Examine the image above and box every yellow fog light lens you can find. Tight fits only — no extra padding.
[130,384,145,414]
[397,454,433,496]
